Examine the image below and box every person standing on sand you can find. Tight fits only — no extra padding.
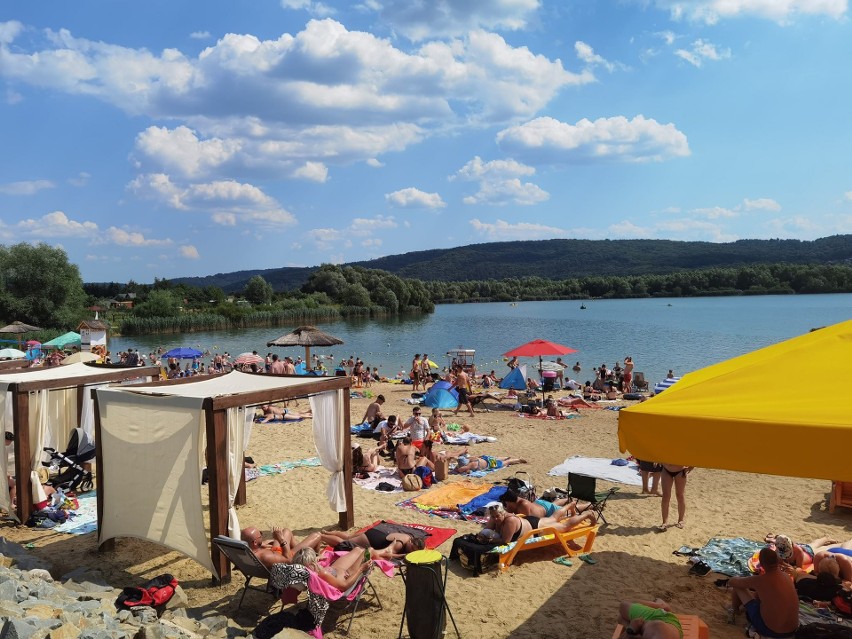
[659,464,693,530]
[638,460,662,496]
[453,365,475,418]
[410,354,422,391]
[623,356,634,393]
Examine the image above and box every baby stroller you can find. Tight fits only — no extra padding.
[42,428,95,492]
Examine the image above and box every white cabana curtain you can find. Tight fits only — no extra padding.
[96,389,214,574]
[0,387,12,518]
[29,391,49,504]
[80,383,107,442]
[226,406,247,539]
[310,390,345,512]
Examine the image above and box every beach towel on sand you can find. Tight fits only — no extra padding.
[411,480,490,509]
[548,455,642,486]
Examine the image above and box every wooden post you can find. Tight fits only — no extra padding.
[339,388,354,530]
[12,389,31,523]
[205,403,231,583]
[235,465,246,506]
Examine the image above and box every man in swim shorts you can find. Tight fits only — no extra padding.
[618,599,683,639]
[728,547,798,638]
[452,366,475,418]
[454,453,526,474]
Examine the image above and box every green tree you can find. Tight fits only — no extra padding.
[341,283,371,307]
[131,290,181,318]
[244,276,274,305]
[0,243,86,328]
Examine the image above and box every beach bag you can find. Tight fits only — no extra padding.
[833,589,852,618]
[507,472,536,502]
[402,474,423,491]
[115,574,178,610]
[414,465,433,488]
[450,534,499,575]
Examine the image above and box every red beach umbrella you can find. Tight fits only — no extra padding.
[504,339,578,402]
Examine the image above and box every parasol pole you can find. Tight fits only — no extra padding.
[305,346,311,367]
[540,355,545,405]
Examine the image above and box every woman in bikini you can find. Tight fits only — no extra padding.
[291,547,373,592]
[352,445,382,475]
[319,528,425,560]
[659,464,694,530]
[482,503,597,544]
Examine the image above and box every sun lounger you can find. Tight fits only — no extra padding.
[611,614,709,639]
[497,521,599,572]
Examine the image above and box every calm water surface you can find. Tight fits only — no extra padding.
[111,294,852,385]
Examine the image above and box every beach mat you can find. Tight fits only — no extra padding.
[246,456,322,482]
[53,491,98,536]
[395,480,493,523]
[548,455,642,486]
[353,467,403,492]
[357,519,457,549]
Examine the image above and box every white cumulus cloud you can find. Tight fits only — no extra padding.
[453,156,548,206]
[743,197,781,211]
[470,218,565,240]
[575,41,616,72]
[102,227,173,247]
[14,211,97,237]
[292,161,329,182]
[675,38,731,67]
[497,115,690,164]
[180,245,200,258]
[281,0,335,16]
[654,0,847,24]
[386,187,446,209]
[0,180,55,195]
[375,0,540,41]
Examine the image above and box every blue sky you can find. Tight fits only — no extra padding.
[1,0,851,283]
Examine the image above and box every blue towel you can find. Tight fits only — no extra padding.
[459,485,508,516]
[611,458,629,466]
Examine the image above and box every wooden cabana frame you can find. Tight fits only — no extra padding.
[92,372,353,582]
[0,364,160,522]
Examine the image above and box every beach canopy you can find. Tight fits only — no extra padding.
[618,320,852,482]
[43,331,81,349]
[163,346,203,359]
[499,365,527,390]
[422,380,459,409]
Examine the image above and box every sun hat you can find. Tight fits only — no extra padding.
[773,534,794,561]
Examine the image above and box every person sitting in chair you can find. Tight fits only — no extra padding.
[618,599,682,639]
[240,525,322,568]
[291,547,373,592]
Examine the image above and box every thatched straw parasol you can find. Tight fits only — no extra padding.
[267,325,344,365]
[0,321,43,348]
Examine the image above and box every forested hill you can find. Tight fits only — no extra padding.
[171,235,852,292]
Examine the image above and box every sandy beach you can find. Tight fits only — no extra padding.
[3,381,848,638]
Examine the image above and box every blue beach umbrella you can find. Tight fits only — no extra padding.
[163,347,203,359]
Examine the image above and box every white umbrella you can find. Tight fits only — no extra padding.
[538,361,564,372]
[0,348,27,360]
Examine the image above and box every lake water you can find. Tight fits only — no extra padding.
[110,294,852,385]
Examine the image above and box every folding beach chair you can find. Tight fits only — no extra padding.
[212,535,277,610]
[271,561,383,636]
[567,473,618,526]
[632,372,649,392]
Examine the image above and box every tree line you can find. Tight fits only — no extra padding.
[2,243,852,338]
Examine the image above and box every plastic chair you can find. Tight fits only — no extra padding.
[567,473,618,526]
[212,535,277,610]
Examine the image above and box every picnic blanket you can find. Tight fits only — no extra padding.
[353,467,403,492]
[694,537,765,577]
[548,455,642,486]
[53,491,98,535]
[246,457,322,482]
[357,520,457,549]
[396,481,493,523]
[444,432,496,444]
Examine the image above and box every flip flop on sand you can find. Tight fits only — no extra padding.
[553,556,573,567]
[578,553,597,564]
[657,524,669,532]
[675,521,684,529]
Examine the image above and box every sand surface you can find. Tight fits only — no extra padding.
[4,381,849,638]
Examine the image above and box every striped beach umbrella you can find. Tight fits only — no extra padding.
[653,376,681,394]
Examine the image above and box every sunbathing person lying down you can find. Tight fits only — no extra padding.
[259,404,313,422]
[453,453,526,473]
[481,502,597,544]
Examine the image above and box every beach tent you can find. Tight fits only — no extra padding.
[422,380,459,409]
[618,320,852,482]
[0,363,159,522]
[500,365,527,390]
[93,371,353,580]
[42,331,81,350]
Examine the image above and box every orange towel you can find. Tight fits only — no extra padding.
[411,480,490,509]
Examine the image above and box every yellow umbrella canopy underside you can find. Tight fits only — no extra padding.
[618,319,852,482]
